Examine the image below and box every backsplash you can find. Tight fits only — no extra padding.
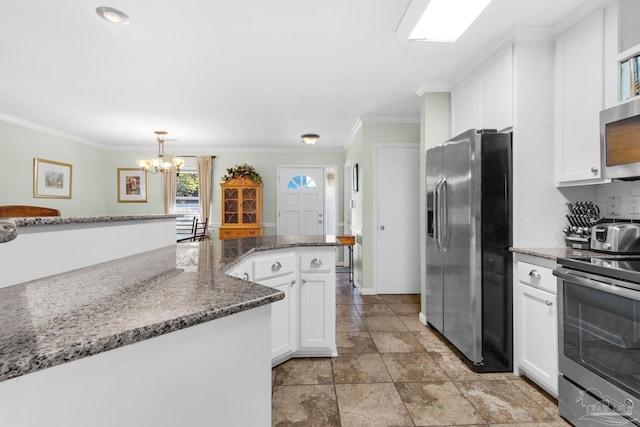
[596,181,640,220]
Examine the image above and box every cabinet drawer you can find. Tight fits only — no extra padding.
[300,252,334,274]
[253,253,296,281]
[219,227,263,240]
[517,261,556,294]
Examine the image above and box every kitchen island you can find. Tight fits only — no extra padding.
[0,235,340,427]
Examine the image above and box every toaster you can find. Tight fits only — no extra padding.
[591,223,640,253]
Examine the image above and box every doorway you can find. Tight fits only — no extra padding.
[277,166,335,236]
[374,144,420,294]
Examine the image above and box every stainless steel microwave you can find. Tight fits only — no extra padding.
[601,97,640,180]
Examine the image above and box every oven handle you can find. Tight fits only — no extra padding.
[554,267,640,302]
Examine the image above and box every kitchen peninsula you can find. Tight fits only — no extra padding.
[0,231,340,427]
[0,214,181,288]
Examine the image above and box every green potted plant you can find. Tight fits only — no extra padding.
[221,164,263,184]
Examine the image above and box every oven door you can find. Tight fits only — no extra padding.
[556,267,640,425]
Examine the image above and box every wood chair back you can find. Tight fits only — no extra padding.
[0,205,61,217]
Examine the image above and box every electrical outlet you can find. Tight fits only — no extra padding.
[609,196,622,215]
[630,196,640,214]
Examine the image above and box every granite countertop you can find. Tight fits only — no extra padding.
[13,214,182,228]
[0,235,340,383]
[510,246,624,260]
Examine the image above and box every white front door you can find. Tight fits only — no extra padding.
[374,145,420,294]
[277,167,325,236]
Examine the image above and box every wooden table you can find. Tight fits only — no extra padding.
[336,235,355,285]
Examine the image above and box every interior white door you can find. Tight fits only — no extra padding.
[375,145,420,294]
[277,167,325,236]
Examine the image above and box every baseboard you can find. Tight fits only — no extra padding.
[419,312,427,325]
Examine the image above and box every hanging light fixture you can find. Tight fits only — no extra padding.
[301,134,320,145]
[136,131,185,174]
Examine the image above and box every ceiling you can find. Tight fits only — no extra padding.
[0,0,597,151]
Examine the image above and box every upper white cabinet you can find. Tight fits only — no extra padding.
[452,44,513,135]
[478,45,514,132]
[452,75,479,135]
[555,9,606,185]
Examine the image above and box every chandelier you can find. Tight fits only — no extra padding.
[136,131,184,174]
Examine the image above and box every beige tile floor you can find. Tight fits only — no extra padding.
[272,271,571,427]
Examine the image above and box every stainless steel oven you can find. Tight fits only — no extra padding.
[555,257,640,426]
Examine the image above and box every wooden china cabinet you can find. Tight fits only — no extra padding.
[219,176,263,239]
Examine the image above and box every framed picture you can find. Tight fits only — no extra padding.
[117,168,148,203]
[33,158,72,199]
[353,163,359,193]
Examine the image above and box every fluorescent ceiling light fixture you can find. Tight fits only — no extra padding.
[96,7,130,25]
[409,0,492,42]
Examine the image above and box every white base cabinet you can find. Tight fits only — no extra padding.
[514,256,558,397]
[227,247,337,366]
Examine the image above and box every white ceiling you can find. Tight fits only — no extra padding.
[0,0,598,151]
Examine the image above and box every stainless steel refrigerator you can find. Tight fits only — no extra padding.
[425,128,512,372]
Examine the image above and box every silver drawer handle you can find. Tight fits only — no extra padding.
[302,278,307,284]
[290,279,296,286]
[545,300,553,306]
[272,261,282,271]
[243,272,250,280]
[529,270,541,280]
[311,258,322,266]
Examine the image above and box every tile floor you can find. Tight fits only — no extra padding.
[271,271,570,427]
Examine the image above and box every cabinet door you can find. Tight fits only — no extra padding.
[241,188,258,225]
[299,273,334,351]
[261,274,297,361]
[226,258,253,280]
[478,44,513,131]
[555,10,605,184]
[515,282,558,396]
[452,75,479,136]
[223,188,239,225]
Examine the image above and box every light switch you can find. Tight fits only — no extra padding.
[608,196,622,215]
[630,196,640,214]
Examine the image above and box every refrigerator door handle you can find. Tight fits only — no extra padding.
[433,182,441,251]
[438,178,448,252]
[435,178,447,252]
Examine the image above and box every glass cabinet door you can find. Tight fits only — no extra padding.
[242,188,257,224]
[224,188,238,224]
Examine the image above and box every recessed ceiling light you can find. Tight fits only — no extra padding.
[409,0,492,43]
[95,7,130,25]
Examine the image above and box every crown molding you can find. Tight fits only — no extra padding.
[0,112,105,149]
[416,82,451,96]
[359,115,420,124]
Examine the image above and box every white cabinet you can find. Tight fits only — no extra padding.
[226,247,337,366]
[514,257,558,397]
[451,43,513,136]
[299,250,336,352]
[555,9,607,185]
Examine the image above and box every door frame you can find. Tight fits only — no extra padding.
[373,143,420,294]
[276,165,338,237]
[342,160,353,267]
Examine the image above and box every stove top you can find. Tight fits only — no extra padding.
[558,255,640,284]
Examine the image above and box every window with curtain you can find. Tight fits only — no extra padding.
[175,170,200,220]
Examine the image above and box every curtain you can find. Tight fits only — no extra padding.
[196,156,212,224]
[163,171,177,214]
